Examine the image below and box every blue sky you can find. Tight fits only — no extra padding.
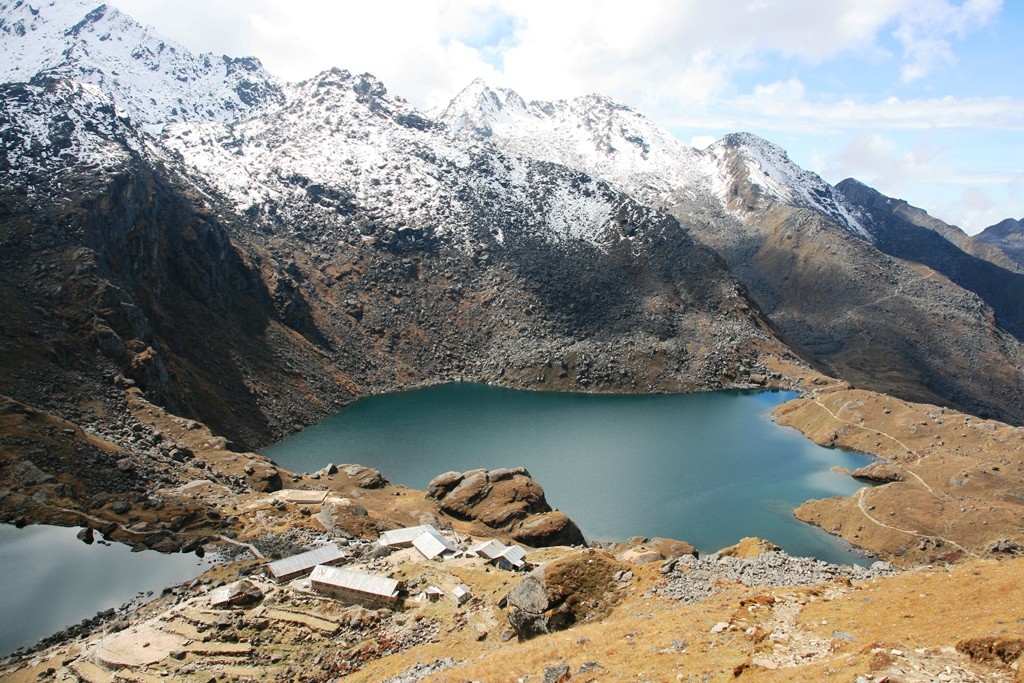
[116,0,1022,234]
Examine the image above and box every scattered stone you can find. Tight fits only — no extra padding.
[543,662,571,683]
[654,550,898,604]
[14,461,55,486]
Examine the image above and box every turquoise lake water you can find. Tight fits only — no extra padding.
[0,524,211,656]
[263,383,873,564]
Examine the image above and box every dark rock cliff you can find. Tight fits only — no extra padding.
[976,217,1024,271]
[0,78,801,454]
[836,178,1024,340]
[669,149,1024,424]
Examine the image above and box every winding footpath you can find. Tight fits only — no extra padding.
[809,397,976,558]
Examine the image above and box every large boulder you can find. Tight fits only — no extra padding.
[431,467,547,526]
[426,471,464,498]
[616,536,698,564]
[244,460,282,493]
[505,571,551,640]
[342,464,388,489]
[513,511,586,547]
[505,550,623,640]
[427,467,585,547]
[427,467,586,547]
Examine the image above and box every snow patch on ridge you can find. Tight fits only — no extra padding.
[0,0,284,134]
[706,133,872,240]
[439,80,713,207]
[0,78,134,189]
[440,81,875,242]
[160,70,627,252]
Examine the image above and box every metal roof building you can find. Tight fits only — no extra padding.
[378,524,441,548]
[412,528,458,560]
[500,544,528,569]
[277,489,329,505]
[470,539,506,560]
[264,544,346,582]
[469,539,528,570]
[417,585,445,602]
[309,565,402,607]
[209,579,261,608]
[452,584,472,605]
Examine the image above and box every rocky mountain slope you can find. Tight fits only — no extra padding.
[836,178,1024,337]
[0,0,283,133]
[440,81,1024,424]
[977,217,1024,270]
[0,1,801,453]
[2,3,1024,679]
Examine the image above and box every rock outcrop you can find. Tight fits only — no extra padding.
[427,468,585,547]
[505,550,623,640]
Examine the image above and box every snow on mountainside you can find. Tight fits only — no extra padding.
[439,79,715,205]
[439,80,872,241]
[161,69,644,252]
[706,133,872,239]
[0,3,688,255]
[0,77,138,188]
[160,68,659,253]
[0,0,283,133]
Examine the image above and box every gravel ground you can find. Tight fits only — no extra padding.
[652,550,899,604]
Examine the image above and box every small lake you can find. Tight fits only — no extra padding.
[0,524,212,656]
[263,384,873,564]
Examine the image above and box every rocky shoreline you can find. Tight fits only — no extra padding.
[2,375,1024,680]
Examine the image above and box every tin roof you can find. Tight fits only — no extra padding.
[470,539,507,559]
[266,544,346,580]
[378,524,440,547]
[500,544,528,567]
[469,538,527,567]
[310,565,400,598]
[209,579,254,606]
[412,529,457,560]
[277,489,329,505]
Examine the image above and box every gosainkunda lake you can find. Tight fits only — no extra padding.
[263,384,874,564]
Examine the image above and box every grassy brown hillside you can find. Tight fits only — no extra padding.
[775,387,1024,566]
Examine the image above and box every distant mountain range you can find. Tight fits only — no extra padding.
[1,0,1021,450]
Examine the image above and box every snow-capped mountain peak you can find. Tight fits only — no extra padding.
[439,80,709,205]
[439,81,875,241]
[706,132,871,239]
[0,0,284,133]
[440,78,532,137]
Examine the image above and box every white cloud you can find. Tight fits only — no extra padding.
[666,91,1024,136]
[827,133,949,192]
[893,0,1002,82]
[934,183,1022,234]
[816,132,1023,233]
[114,0,1005,111]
